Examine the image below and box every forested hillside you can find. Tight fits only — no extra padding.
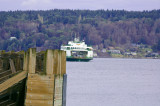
[0,9,160,52]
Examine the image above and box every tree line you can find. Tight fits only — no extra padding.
[0,9,160,52]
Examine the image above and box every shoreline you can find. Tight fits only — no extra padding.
[93,56,160,59]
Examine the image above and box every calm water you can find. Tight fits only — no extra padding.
[66,58,160,106]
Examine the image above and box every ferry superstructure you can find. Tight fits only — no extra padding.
[61,38,93,61]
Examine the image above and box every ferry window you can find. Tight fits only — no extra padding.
[67,47,70,50]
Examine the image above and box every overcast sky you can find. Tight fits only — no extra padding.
[0,0,160,11]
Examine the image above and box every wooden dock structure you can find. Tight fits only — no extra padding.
[0,48,67,106]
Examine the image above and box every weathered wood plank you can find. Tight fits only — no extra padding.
[53,50,59,75]
[54,75,63,106]
[25,99,53,106]
[27,74,54,81]
[27,74,54,88]
[27,80,54,88]
[26,86,54,94]
[26,74,55,93]
[0,71,27,92]
[26,93,53,100]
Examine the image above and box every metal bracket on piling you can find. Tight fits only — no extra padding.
[62,74,67,106]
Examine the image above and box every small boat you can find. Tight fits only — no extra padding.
[61,38,93,61]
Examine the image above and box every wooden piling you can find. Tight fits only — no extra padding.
[9,59,16,73]
[28,48,36,74]
[23,51,29,72]
[61,51,66,75]
[45,49,54,75]
[25,49,66,106]
[0,48,67,106]
[53,50,66,106]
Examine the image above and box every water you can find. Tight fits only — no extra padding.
[66,58,160,106]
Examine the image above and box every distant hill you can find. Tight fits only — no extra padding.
[0,9,160,52]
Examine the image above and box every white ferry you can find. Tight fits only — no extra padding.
[61,38,93,61]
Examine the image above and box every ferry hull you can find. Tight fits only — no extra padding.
[66,57,93,62]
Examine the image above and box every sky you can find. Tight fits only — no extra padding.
[0,0,160,11]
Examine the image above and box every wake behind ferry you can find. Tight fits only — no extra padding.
[61,38,93,61]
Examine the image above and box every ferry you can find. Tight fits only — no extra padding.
[61,38,93,61]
